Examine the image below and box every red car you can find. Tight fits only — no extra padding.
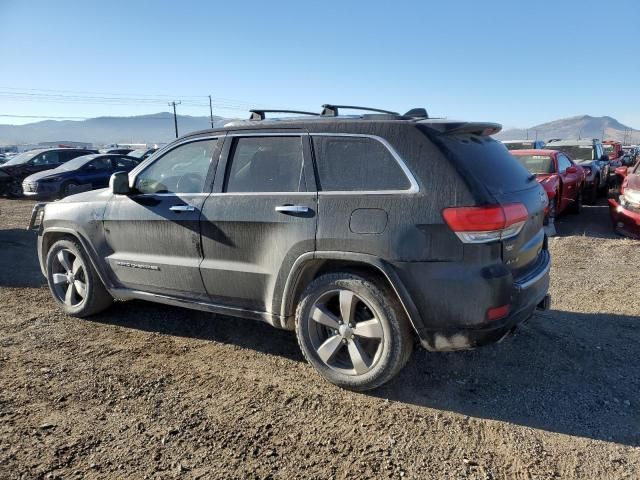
[609,159,640,239]
[510,149,585,222]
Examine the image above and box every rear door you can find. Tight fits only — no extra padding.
[103,136,222,299]
[199,132,317,313]
[79,156,113,189]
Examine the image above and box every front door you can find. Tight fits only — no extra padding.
[103,137,222,299]
[199,133,317,313]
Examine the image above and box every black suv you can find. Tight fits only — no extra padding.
[545,139,610,202]
[29,105,551,390]
[0,147,97,197]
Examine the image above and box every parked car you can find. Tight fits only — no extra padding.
[28,105,551,391]
[622,146,639,166]
[100,148,134,155]
[545,139,610,201]
[126,148,158,161]
[608,159,640,239]
[22,154,140,199]
[502,140,546,151]
[510,149,585,222]
[0,148,97,197]
[0,154,7,165]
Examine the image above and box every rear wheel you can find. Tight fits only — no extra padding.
[46,238,113,317]
[295,272,413,391]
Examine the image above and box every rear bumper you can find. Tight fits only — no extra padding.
[391,249,551,352]
[608,199,640,239]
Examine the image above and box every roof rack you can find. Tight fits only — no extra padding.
[249,109,319,121]
[320,104,399,117]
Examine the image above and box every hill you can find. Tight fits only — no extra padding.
[0,113,231,145]
[496,115,638,143]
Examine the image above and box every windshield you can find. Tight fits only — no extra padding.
[603,144,615,154]
[513,154,555,174]
[2,151,40,166]
[60,154,97,171]
[546,145,594,162]
[504,142,535,151]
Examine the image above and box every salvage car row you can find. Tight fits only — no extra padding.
[502,138,640,239]
[0,147,157,198]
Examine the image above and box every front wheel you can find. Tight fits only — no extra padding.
[7,179,23,198]
[295,272,413,391]
[46,238,113,317]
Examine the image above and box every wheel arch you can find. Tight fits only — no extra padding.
[281,252,425,335]
[40,228,112,289]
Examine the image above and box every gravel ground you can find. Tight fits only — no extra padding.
[0,197,638,479]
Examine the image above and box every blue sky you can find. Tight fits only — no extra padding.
[1,0,638,128]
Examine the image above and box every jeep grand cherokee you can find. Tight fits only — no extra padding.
[29,105,551,391]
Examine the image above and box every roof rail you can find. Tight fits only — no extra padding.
[403,107,429,119]
[320,104,399,117]
[249,109,320,121]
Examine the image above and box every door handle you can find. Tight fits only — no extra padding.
[169,205,196,212]
[275,205,309,214]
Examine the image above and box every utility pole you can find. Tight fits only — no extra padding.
[208,95,214,128]
[168,101,181,138]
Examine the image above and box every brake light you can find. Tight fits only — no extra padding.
[442,203,528,243]
[486,304,511,321]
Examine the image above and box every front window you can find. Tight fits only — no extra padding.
[513,154,555,174]
[135,139,217,194]
[545,145,594,162]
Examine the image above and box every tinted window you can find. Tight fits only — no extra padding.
[312,136,411,191]
[32,151,60,166]
[112,157,138,169]
[136,139,217,194]
[558,155,572,172]
[85,157,111,171]
[225,136,304,192]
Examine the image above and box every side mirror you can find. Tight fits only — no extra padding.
[110,171,131,194]
[566,166,578,174]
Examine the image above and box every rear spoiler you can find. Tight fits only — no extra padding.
[418,120,502,136]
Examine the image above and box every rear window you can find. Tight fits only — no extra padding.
[546,144,595,162]
[513,154,555,174]
[438,135,533,194]
[504,142,534,151]
[312,135,411,191]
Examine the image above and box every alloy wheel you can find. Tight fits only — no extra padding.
[307,289,384,376]
[50,249,87,307]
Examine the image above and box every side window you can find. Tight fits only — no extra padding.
[85,157,111,171]
[135,139,217,194]
[312,136,411,191]
[111,157,137,169]
[33,151,60,166]
[225,136,304,193]
[558,155,571,173]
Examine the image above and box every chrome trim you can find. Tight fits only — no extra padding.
[208,191,312,197]
[309,133,419,194]
[169,205,196,212]
[515,250,551,290]
[275,205,309,214]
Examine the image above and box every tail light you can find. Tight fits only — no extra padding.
[442,203,529,243]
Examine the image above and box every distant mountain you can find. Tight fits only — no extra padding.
[0,113,232,146]
[496,115,639,143]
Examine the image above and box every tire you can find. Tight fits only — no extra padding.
[546,196,558,225]
[61,181,79,198]
[585,180,598,205]
[569,188,582,214]
[46,238,113,317]
[7,179,23,198]
[295,272,414,391]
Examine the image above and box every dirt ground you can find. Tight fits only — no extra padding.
[0,197,638,480]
